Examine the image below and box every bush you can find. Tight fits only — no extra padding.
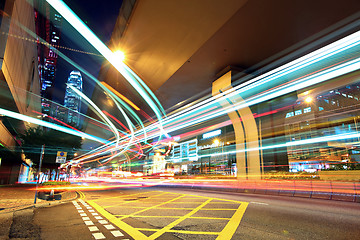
[42,181,71,186]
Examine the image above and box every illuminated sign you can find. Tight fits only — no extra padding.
[172,139,198,162]
[202,129,221,139]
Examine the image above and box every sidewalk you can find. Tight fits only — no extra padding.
[0,184,77,213]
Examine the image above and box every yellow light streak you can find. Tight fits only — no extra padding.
[101,82,140,111]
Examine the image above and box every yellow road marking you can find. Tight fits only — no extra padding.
[201,208,238,211]
[104,192,170,208]
[148,199,212,240]
[117,194,187,220]
[216,202,249,240]
[96,191,157,201]
[113,206,237,210]
[77,191,86,199]
[88,200,149,240]
[87,191,249,240]
[114,215,231,220]
[136,228,220,235]
[190,216,230,220]
[106,201,238,204]
[172,192,248,205]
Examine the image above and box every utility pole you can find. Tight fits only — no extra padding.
[34,144,45,204]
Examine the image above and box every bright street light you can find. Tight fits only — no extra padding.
[305,96,312,103]
[114,50,125,62]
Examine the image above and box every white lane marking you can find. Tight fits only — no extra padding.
[250,201,269,205]
[92,232,106,239]
[76,207,82,209]
[89,210,95,212]
[88,226,99,232]
[98,220,108,224]
[80,213,87,216]
[82,217,90,221]
[94,216,103,220]
[78,210,84,213]
[91,212,99,216]
[86,207,92,209]
[72,201,77,204]
[104,224,115,230]
[111,230,124,237]
[84,220,94,226]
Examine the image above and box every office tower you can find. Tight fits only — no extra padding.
[64,71,83,127]
[34,4,62,115]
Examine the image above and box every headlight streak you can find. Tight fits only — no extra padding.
[78,47,358,166]
[136,43,360,143]
[67,84,121,146]
[158,31,360,126]
[0,108,108,143]
[7,11,144,159]
[13,1,360,170]
[46,0,166,137]
[102,95,135,160]
[94,31,360,165]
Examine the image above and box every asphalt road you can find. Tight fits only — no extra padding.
[30,185,360,240]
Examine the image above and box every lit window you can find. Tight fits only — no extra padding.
[295,110,302,116]
[304,107,311,113]
[319,107,324,111]
[286,112,294,118]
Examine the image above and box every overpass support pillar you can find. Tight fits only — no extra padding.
[212,71,261,179]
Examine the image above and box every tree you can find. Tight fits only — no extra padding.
[19,126,82,169]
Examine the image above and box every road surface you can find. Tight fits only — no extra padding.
[30,185,360,239]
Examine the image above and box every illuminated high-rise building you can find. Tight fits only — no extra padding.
[64,71,83,127]
[34,3,62,115]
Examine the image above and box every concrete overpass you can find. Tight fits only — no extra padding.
[87,0,360,178]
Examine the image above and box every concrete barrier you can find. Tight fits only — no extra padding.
[156,179,360,202]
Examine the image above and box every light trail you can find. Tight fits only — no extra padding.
[0,108,108,144]
[100,82,140,111]
[46,0,166,133]
[9,1,358,169]
[67,84,120,146]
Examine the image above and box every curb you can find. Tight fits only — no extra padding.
[0,191,78,214]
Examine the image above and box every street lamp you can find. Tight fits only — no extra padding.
[114,50,125,62]
[305,96,312,103]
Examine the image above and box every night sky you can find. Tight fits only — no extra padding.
[52,0,123,109]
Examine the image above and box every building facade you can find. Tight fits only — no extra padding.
[0,0,41,184]
[285,78,360,172]
[34,2,62,115]
[64,71,83,127]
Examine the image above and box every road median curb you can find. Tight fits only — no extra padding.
[0,191,78,214]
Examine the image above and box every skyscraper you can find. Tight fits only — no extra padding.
[34,3,62,115]
[64,71,83,127]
